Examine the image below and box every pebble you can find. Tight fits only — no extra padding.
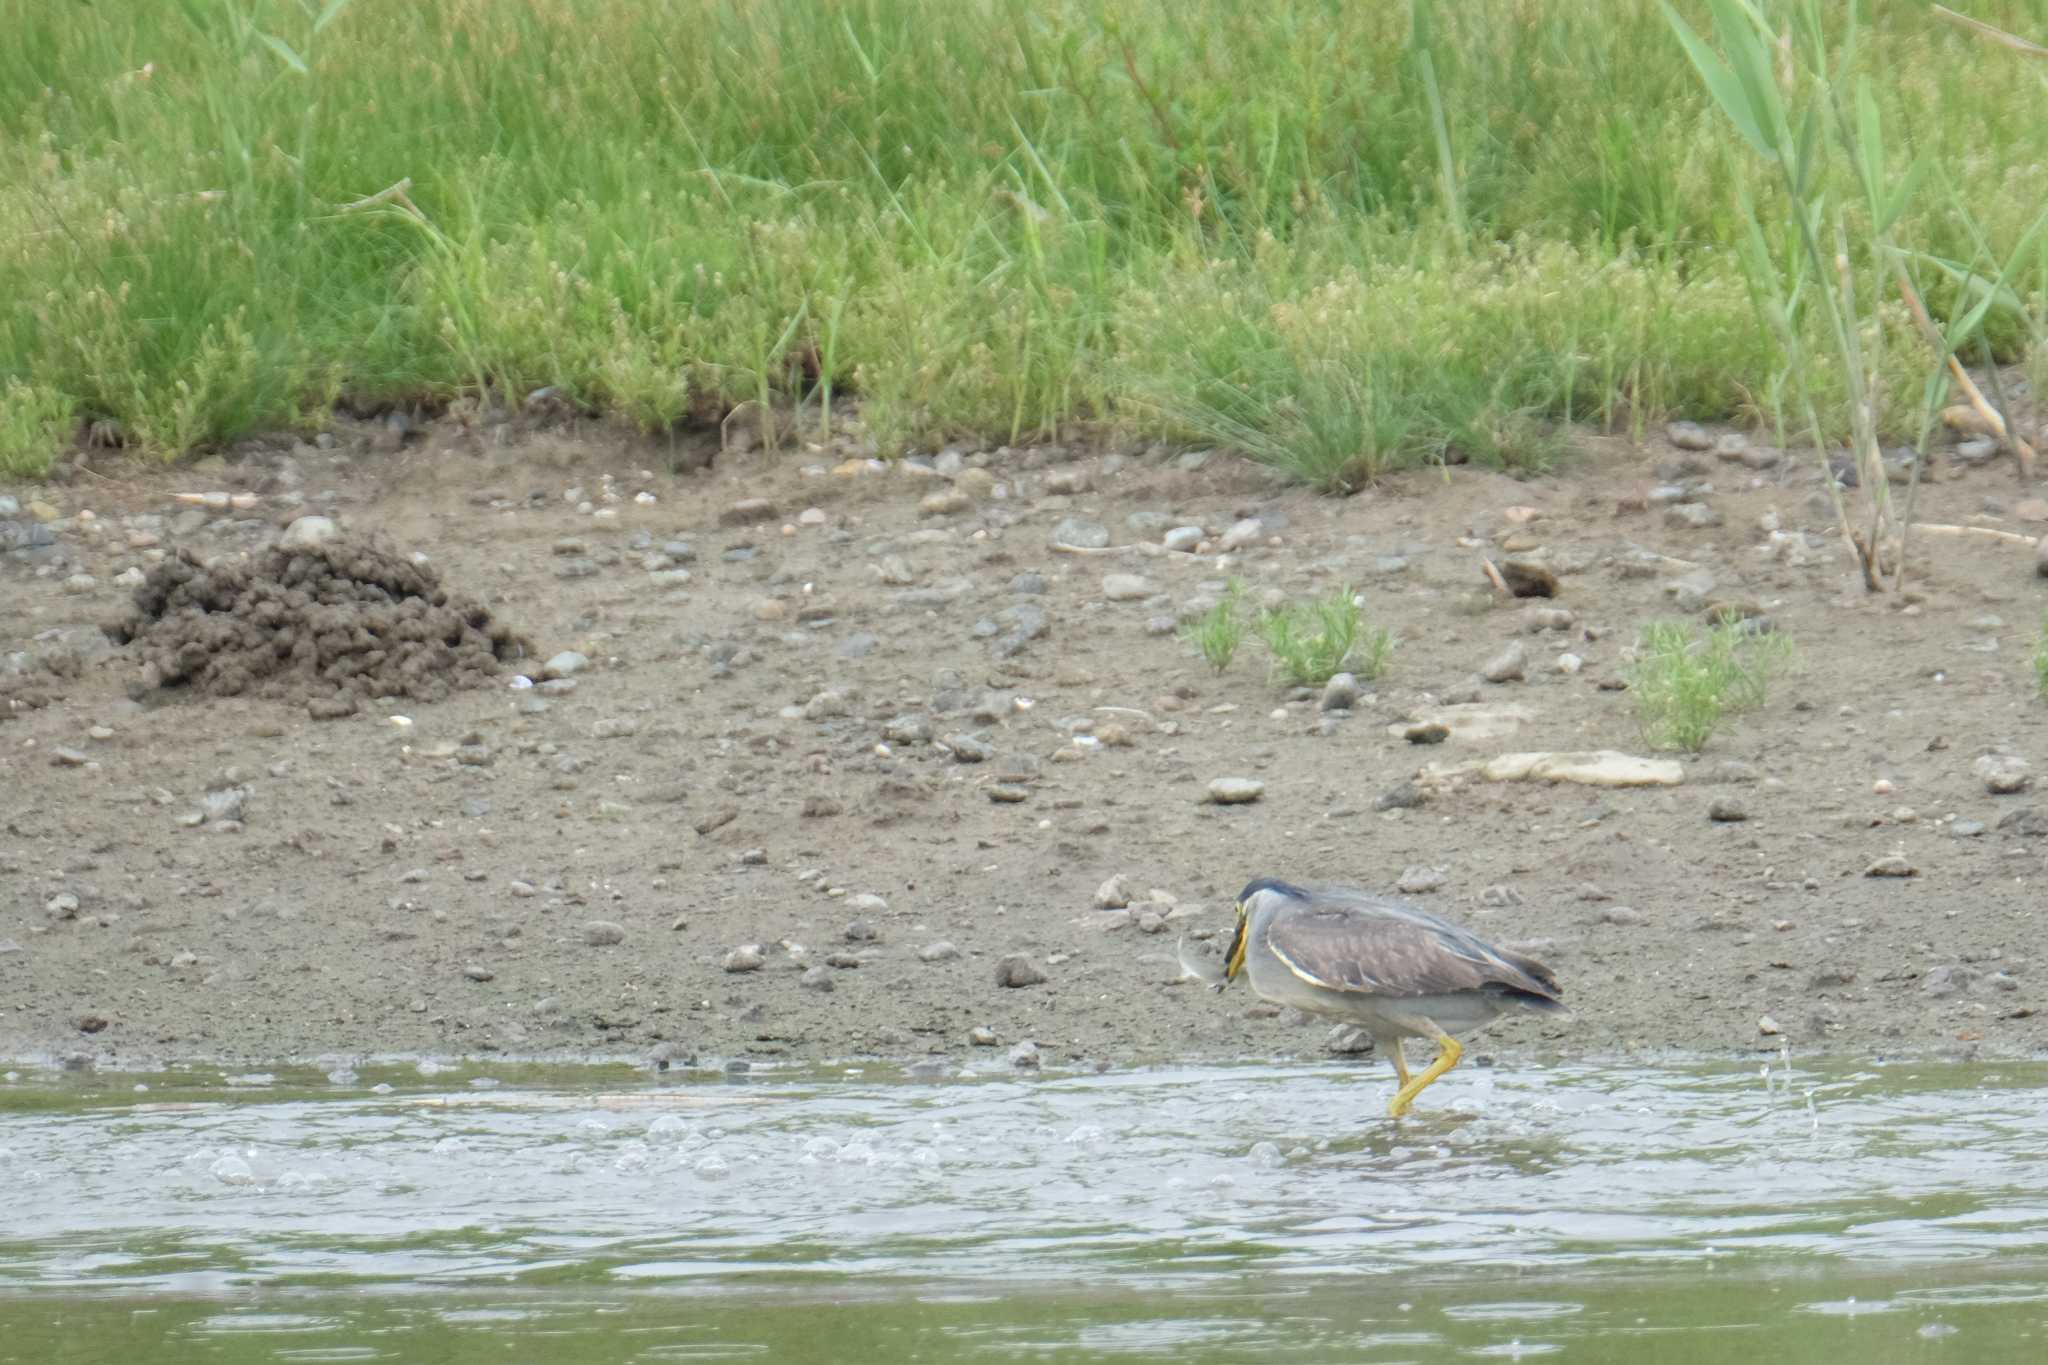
[1864,855,1917,878]
[1499,558,1558,599]
[45,892,80,920]
[723,944,766,973]
[62,574,96,594]
[943,733,993,763]
[50,747,91,767]
[1163,526,1204,552]
[592,717,640,740]
[1522,606,1574,632]
[994,954,1048,987]
[1974,754,2030,795]
[918,941,961,963]
[582,920,626,946]
[1666,502,1724,530]
[1319,673,1361,711]
[799,965,834,992]
[1008,1040,1041,1070]
[1050,517,1110,549]
[720,498,778,526]
[541,651,588,681]
[1758,1015,1782,1037]
[1206,777,1265,805]
[1480,640,1527,683]
[1396,866,1446,894]
[1375,781,1425,811]
[463,965,496,983]
[1708,797,1749,822]
[919,489,971,517]
[970,1026,999,1046]
[1095,874,1136,909]
[1102,573,1153,601]
[1667,420,1714,451]
[1217,518,1264,552]
[844,920,881,943]
[280,515,338,549]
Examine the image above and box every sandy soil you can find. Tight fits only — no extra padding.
[5,413,2047,1076]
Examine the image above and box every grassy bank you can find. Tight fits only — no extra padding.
[2,0,2044,482]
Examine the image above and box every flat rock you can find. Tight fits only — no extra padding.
[1050,518,1109,550]
[918,941,961,963]
[1206,777,1265,805]
[1102,573,1153,601]
[1666,420,1714,451]
[582,920,626,946]
[1864,855,1918,878]
[1427,750,1685,788]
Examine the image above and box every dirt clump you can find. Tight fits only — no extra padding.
[104,533,530,715]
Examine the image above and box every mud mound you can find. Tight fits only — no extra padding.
[106,534,529,716]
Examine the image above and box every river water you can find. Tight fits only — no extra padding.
[3,1055,2044,1361]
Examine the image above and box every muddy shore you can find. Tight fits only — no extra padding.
[5,419,2046,1075]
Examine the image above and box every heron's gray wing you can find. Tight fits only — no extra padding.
[1266,900,1560,1002]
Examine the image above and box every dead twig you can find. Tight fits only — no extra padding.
[1932,6,2048,59]
[1909,522,2039,546]
[1891,265,2037,479]
[336,178,415,214]
[1479,557,1510,596]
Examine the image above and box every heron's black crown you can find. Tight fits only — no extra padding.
[1236,877,1309,904]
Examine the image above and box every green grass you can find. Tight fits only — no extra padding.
[1179,579,1247,674]
[3,1,2047,478]
[1258,587,1392,688]
[1627,617,1794,752]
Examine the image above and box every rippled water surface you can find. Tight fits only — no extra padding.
[3,1056,2046,1361]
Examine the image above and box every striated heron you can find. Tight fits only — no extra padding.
[1217,877,1565,1117]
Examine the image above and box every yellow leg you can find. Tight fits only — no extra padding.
[1387,1035,1463,1118]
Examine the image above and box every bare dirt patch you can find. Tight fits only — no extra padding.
[4,421,2047,1078]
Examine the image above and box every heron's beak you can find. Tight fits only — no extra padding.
[1222,903,1249,982]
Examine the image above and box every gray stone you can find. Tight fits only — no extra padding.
[1396,866,1446,894]
[943,733,993,763]
[1666,420,1713,451]
[722,944,766,973]
[1009,572,1046,595]
[1217,518,1264,552]
[844,920,881,943]
[995,954,1047,987]
[1008,1040,1041,1070]
[1975,754,2031,795]
[799,965,834,993]
[202,786,247,823]
[463,964,496,983]
[970,1025,999,1046]
[1708,797,1749,822]
[541,651,588,681]
[1102,573,1153,602]
[1163,526,1204,553]
[1666,502,1723,530]
[582,920,627,946]
[279,515,339,550]
[1050,518,1109,550]
[1480,641,1527,683]
[1095,874,1136,909]
[918,941,961,963]
[1319,673,1361,711]
[1206,777,1265,805]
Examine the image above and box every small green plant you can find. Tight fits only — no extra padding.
[1627,617,1792,752]
[1258,586,1392,687]
[1179,578,1247,673]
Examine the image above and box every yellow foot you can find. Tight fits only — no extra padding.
[1386,1035,1464,1118]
